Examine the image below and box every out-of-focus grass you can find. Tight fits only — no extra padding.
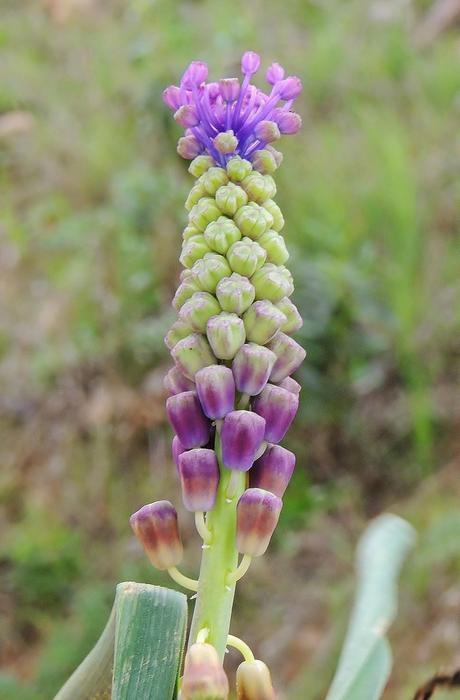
[0,0,459,697]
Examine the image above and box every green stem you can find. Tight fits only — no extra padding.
[188,430,246,660]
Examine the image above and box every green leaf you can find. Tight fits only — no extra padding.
[53,582,187,700]
[325,513,416,700]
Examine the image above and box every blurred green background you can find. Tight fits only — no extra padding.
[1,0,459,698]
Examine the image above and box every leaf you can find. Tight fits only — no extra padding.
[53,582,187,700]
[325,513,416,700]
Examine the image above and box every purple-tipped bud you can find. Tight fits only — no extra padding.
[177,135,202,160]
[178,448,219,512]
[214,131,239,155]
[254,120,281,144]
[277,76,302,100]
[174,105,200,128]
[236,488,282,556]
[276,297,303,333]
[278,376,301,395]
[166,390,211,449]
[243,299,286,345]
[181,643,229,700]
[273,108,302,135]
[182,61,208,88]
[172,435,186,469]
[241,51,261,76]
[206,312,246,360]
[221,410,265,471]
[164,366,195,396]
[251,149,278,175]
[236,659,276,700]
[162,85,181,110]
[252,383,299,443]
[250,444,295,497]
[266,62,285,85]
[129,501,183,570]
[219,78,240,102]
[195,365,235,419]
[171,333,217,380]
[232,343,276,396]
[165,319,193,349]
[266,332,306,382]
[216,274,255,315]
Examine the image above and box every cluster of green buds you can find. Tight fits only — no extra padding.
[130,52,304,699]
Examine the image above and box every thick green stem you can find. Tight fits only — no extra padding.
[188,431,246,660]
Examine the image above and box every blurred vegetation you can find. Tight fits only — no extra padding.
[0,0,459,698]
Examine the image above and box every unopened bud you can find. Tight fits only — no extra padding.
[251,149,278,175]
[172,279,201,311]
[266,62,285,85]
[201,167,229,196]
[266,145,283,169]
[236,659,276,700]
[250,444,295,497]
[172,435,186,469]
[181,643,229,700]
[189,197,222,231]
[266,332,306,382]
[165,319,193,349]
[171,333,217,380]
[236,488,282,556]
[276,297,303,333]
[254,120,281,144]
[204,217,241,255]
[241,173,276,204]
[232,343,276,396]
[273,109,302,135]
[177,135,202,160]
[262,199,284,232]
[185,182,207,211]
[253,383,299,443]
[234,203,273,240]
[216,274,255,315]
[183,224,201,241]
[214,130,238,155]
[195,365,235,419]
[219,78,240,102]
[164,366,195,396]
[241,51,261,76]
[130,501,183,570]
[277,376,301,395]
[243,300,286,345]
[215,183,248,216]
[258,230,289,265]
[277,76,302,101]
[227,155,253,182]
[174,104,200,128]
[206,312,246,360]
[166,390,211,449]
[180,236,212,268]
[191,253,232,293]
[251,264,292,303]
[189,155,215,178]
[221,410,266,471]
[179,292,221,333]
[227,238,267,277]
[178,448,219,512]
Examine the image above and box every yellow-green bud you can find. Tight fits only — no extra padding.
[234,203,273,240]
[206,312,246,360]
[241,173,277,204]
[276,297,303,333]
[262,199,284,232]
[258,230,289,265]
[214,129,238,154]
[251,264,292,303]
[191,253,232,293]
[179,291,222,333]
[215,183,248,216]
[164,319,193,350]
[185,182,207,211]
[188,155,215,178]
[172,278,201,310]
[201,166,229,196]
[189,197,222,231]
[252,149,278,175]
[236,660,276,700]
[277,265,294,296]
[227,155,253,182]
[243,300,286,344]
[172,333,217,380]
[266,144,283,168]
[227,237,267,277]
[183,224,202,241]
[204,216,242,254]
[180,236,212,268]
[216,273,256,314]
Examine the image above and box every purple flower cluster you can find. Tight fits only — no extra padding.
[163,51,302,166]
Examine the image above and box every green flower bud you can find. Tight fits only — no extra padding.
[276,296,303,333]
[258,230,289,265]
[189,197,221,231]
[172,278,201,311]
[172,333,217,380]
[201,166,229,196]
[266,144,283,168]
[188,154,215,178]
[216,273,256,314]
[164,319,193,350]
[262,199,285,232]
[180,236,212,268]
[204,216,241,254]
[214,130,238,154]
[227,155,253,182]
[191,253,232,293]
[185,182,206,211]
[215,183,248,216]
[277,265,295,296]
[227,237,267,277]
[236,659,276,700]
[241,172,277,204]
[179,291,222,333]
[243,300,287,344]
[251,264,292,303]
[234,203,273,240]
[252,149,278,175]
[183,224,201,241]
[206,312,246,360]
